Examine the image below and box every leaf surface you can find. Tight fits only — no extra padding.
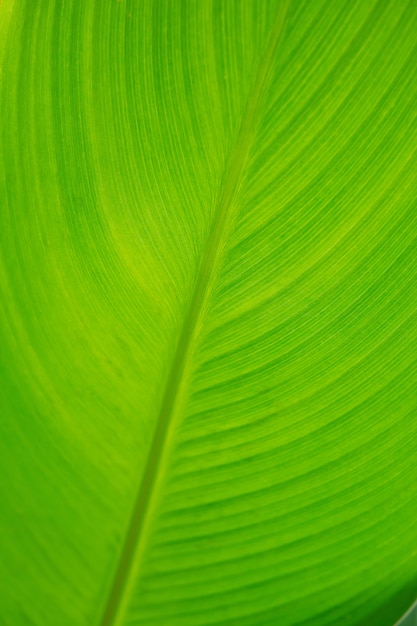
[1,1,417,625]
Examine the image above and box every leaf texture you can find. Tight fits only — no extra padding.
[1,1,417,625]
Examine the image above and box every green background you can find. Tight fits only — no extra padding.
[1,1,417,625]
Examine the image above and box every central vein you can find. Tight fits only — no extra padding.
[99,4,288,625]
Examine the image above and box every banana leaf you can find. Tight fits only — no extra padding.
[1,1,417,625]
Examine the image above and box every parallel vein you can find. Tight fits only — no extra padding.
[99,3,289,625]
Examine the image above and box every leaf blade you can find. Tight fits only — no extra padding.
[1,1,417,625]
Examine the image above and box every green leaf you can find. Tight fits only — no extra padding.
[1,1,417,625]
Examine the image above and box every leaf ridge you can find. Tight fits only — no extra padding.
[99,3,289,625]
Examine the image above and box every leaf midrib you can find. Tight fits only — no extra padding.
[99,4,288,625]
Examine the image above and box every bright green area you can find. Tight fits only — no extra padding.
[1,1,417,625]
